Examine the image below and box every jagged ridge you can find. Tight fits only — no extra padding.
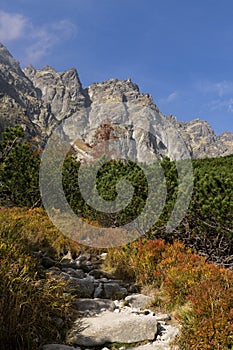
[0,42,232,159]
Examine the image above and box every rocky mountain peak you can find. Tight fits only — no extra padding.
[0,43,21,74]
[0,42,232,160]
[88,77,157,111]
[24,65,86,123]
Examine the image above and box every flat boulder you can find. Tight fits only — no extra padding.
[125,294,153,309]
[70,311,158,346]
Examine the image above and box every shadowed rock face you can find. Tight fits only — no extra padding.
[0,42,232,159]
[0,43,42,142]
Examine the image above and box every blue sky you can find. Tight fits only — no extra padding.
[0,0,233,134]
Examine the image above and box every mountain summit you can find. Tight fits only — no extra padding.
[0,43,232,160]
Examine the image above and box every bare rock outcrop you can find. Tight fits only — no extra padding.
[0,43,43,143]
[0,42,232,160]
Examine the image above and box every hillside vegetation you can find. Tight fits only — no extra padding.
[0,207,81,349]
[0,126,233,349]
[0,126,232,265]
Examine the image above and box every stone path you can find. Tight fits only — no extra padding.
[41,251,180,350]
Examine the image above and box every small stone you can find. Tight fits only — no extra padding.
[114,308,121,313]
[99,252,107,260]
[60,251,74,264]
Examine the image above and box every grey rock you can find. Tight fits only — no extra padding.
[103,282,125,299]
[0,43,21,73]
[60,262,78,270]
[72,298,116,313]
[125,294,154,309]
[43,345,79,350]
[60,274,94,297]
[0,44,43,143]
[153,323,179,349]
[24,64,87,133]
[70,311,158,346]
[69,278,95,297]
[94,283,104,298]
[88,269,115,279]
[61,268,85,279]
[126,323,179,349]
[166,116,232,159]
[218,131,233,156]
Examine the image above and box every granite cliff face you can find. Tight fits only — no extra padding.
[0,43,232,160]
[166,116,233,158]
[0,43,42,143]
[23,64,89,131]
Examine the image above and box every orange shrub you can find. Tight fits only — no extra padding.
[0,207,81,257]
[105,238,166,284]
[104,237,233,349]
[179,266,233,349]
[156,242,209,308]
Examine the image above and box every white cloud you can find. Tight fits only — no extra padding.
[227,99,233,112]
[51,20,77,39]
[0,11,28,42]
[25,20,77,64]
[0,11,77,64]
[209,97,233,113]
[215,81,233,97]
[198,80,233,97]
[198,80,233,115]
[166,92,177,102]
[159,92,177,104]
